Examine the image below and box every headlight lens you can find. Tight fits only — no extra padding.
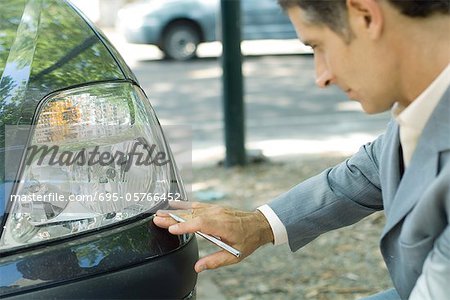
[1,82,186,250]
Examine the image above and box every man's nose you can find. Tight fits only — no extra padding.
[314,54,334,88]
[315,69,334,88]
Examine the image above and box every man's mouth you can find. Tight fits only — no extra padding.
[345,89,357,100]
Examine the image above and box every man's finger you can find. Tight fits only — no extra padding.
[156,209,192,219]
[168,217,203,235]
[194,250,238,273]
[153,209,196,228]
[153,215,178,228]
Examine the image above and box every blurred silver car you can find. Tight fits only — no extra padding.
[117,0,298,60]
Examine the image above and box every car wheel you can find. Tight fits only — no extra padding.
[162,22,200,61]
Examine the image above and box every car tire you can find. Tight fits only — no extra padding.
[162,22,200,61]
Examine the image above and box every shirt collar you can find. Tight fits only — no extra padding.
[393,63,450,131]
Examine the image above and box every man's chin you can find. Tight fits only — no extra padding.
[360,103,390,115]
[354,99,384,114]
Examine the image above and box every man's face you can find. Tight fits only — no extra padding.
[287,6,399,114]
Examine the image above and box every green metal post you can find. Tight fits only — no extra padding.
[221,0,246,167]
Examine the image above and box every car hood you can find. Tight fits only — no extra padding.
[0,0,127,222]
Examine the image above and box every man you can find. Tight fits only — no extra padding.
[154,0,450,299]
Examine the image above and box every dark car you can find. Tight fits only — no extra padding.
[117,0,300,60]
[0,0,198,299]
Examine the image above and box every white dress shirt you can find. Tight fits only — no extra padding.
[393,64,450,167]
[257,64,450,262]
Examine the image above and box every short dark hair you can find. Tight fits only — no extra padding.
[278,0,351,39]
[389,0,450,17]
[278,0,450,38]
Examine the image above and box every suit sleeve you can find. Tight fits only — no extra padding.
[268,133,385,252]
[408,167,450,300]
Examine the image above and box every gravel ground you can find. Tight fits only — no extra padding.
[190,154,393,300]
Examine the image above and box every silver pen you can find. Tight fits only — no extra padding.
[168,212,241,258]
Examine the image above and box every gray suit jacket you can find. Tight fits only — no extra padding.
[269,87,450,299]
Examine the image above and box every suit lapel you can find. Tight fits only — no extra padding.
[381,87,450,238]
[380,123,402,215]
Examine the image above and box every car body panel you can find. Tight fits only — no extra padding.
[70,2,139,84]
[4,239,197,299]
[0,215,198,299]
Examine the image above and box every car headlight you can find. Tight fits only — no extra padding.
[1,82,187,251]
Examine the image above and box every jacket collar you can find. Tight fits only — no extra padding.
[382,86,450,238]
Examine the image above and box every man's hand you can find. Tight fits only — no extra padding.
[153,202,274,273]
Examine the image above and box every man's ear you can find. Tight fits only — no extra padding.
[346,0,384,39]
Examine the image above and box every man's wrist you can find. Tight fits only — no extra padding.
[253,210,275,245]
[256,204,289,245]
